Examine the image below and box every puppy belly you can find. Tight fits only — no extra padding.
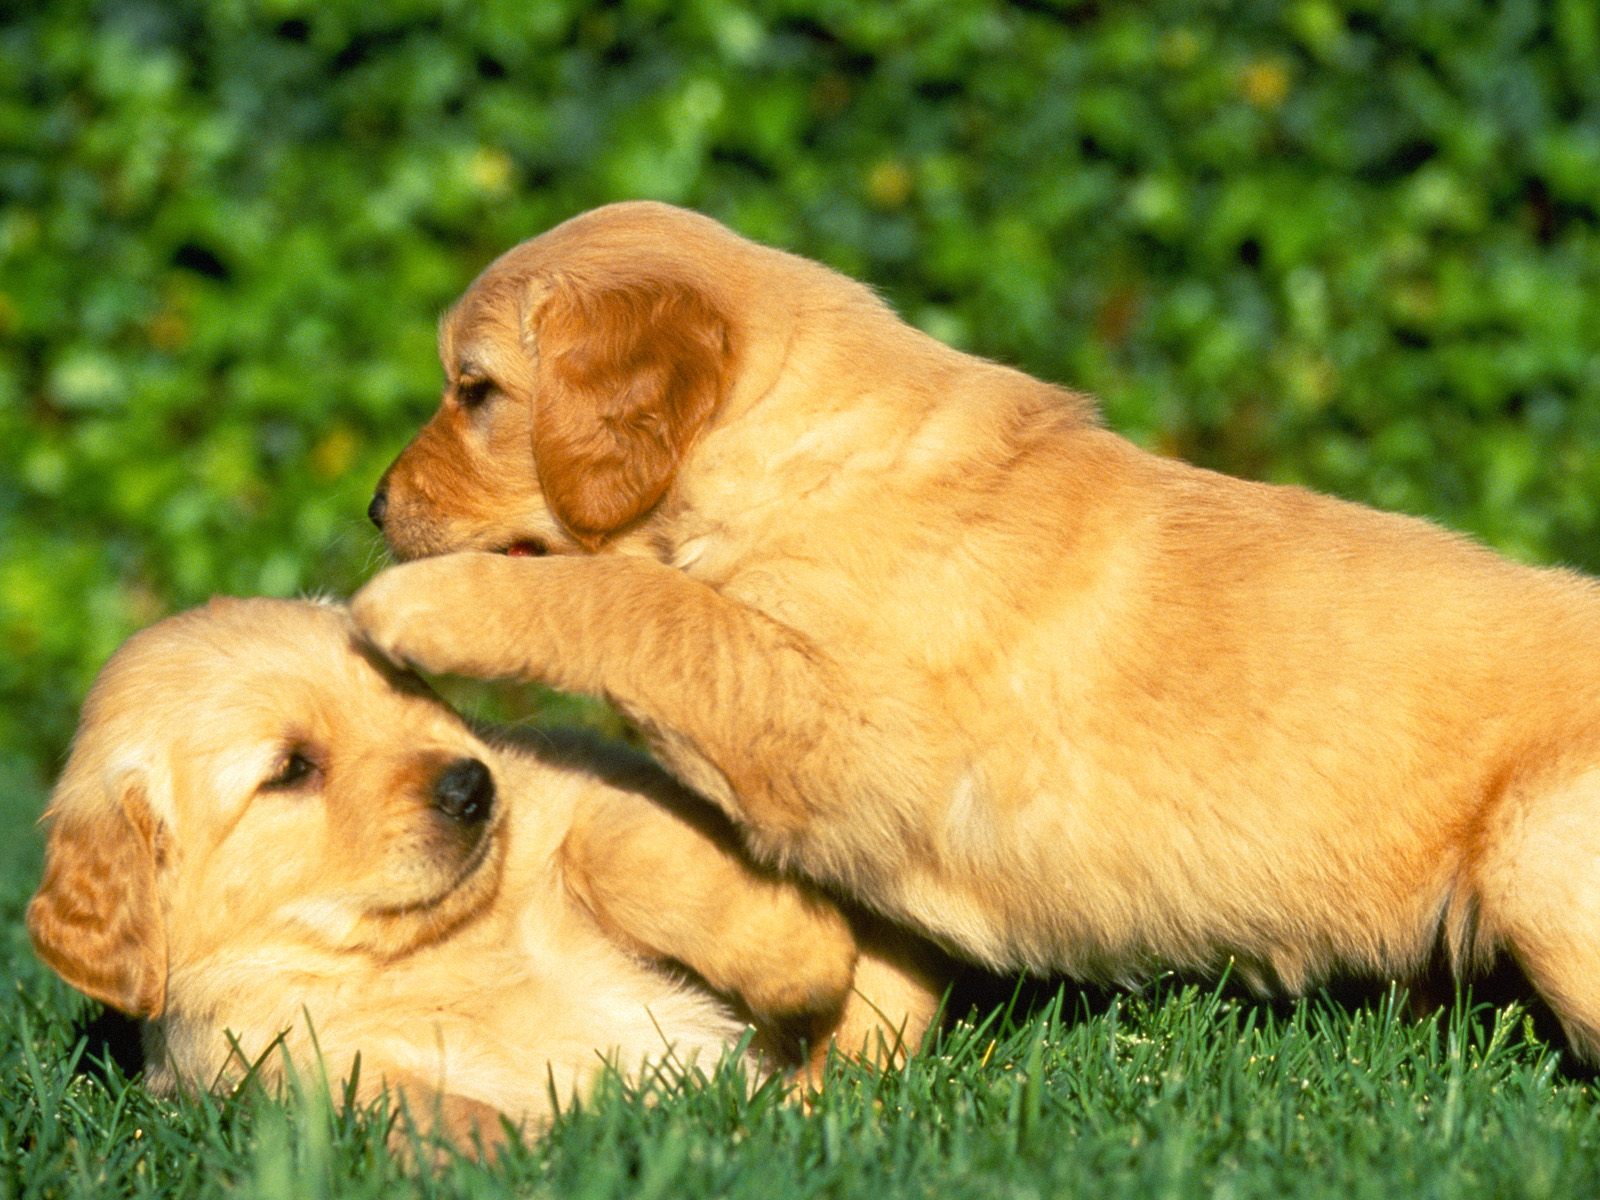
[858,771,1466,994]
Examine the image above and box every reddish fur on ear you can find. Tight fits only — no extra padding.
[530,278,731,547]
[27,779,168,1017]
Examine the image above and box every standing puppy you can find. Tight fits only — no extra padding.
[356,201,1600,1057]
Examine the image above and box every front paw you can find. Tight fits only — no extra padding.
[351,553,505,676]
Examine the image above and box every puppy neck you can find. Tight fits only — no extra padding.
[651,296,1095,585]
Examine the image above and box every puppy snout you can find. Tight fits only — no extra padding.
[432,758,494,824]
[367,484,389,530]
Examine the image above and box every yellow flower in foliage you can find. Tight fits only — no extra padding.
[1241,58,1291,108]
[310,424,358,481]
[469,148,515,197]
[867,159,914,209]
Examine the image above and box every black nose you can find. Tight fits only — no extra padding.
[432,758,493,823]
[367,486,388,530]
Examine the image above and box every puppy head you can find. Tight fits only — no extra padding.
[372,202,746,558]
[28,598,508,1015]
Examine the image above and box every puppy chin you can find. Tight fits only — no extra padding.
[293,825,508,960]
[378,506,475,561]
[382,501,570,562]
[380,520,452,562]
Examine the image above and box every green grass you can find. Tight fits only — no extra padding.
[7,764,1600,1200]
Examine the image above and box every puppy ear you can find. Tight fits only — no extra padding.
[528,277,732,547]
[27,776,169,1017]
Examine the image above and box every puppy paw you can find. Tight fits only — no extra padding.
[385,1084,520,1166]
[351,553,509,677]
[731,904,859,1025]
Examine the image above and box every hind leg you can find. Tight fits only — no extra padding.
[1473,768,1600,1061]
[561,784,858,1027]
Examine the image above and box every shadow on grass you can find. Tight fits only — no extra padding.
[70,1007,144,1085]
[940,953,1597,1084]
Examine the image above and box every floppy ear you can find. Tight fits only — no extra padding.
[26,776,169,1018]
[528,277,732,548]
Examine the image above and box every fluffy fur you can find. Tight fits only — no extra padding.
[357,200,1600,1058]
[28,598,939,1152]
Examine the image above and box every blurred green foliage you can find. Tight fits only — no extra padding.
[3,0,1600,793]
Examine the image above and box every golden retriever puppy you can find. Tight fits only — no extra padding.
[351,200,1600,1060]
[27,597,939,1151]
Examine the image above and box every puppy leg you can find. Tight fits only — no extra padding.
[561,785,858,1027]
[377,1071,518,1163]
[1474,769,1600,1060]
[806,914,951,1083]
[353,554,911,849]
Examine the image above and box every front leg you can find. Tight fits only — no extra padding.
[352,553,880,845]
[360,1067,520,1164]
[805,916,952,1084]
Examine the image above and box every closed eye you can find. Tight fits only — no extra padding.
[261,748,322,793]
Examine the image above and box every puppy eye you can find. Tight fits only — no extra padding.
[262,750,320,792]
[456,378,494,409]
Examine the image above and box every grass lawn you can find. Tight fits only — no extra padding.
[5,764,1600,1200]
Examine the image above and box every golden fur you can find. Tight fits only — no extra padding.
[358,200,1600,1058]
[28,597,939,1151]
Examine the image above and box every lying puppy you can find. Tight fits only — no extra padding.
[354,201,1600,1059]
[27,597,939,1150]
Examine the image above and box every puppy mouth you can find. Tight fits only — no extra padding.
[431,820,501,902]
[500,538,548,557]
[367,819,501,920]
